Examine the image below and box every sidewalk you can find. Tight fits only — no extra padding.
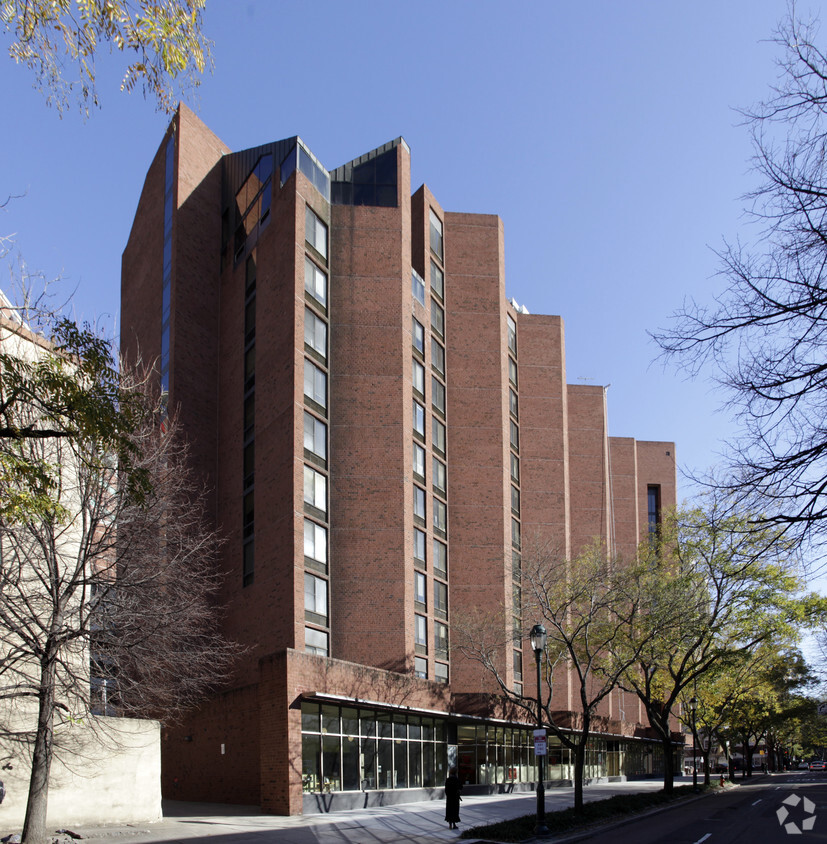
[65,779,674,844]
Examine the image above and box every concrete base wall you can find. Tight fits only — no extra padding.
[0,716,161,832]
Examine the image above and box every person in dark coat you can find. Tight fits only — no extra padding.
[444,767,462,829]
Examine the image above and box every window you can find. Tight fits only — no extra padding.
[414,656,428,679]
[305,257,327,307]
[513,649,523,681]
[511,484,520,515]
[433,498,447,534]
[304,519,327,567]
[305,205,328,259]
[433,418,446,455]
[431,300,444,337]
[648,485,661,537]
[510,419,519,451]
[304,465,327,513]
[510,452,520,483]
[508,357,518,386]
[507,315,517,355]
[243,441,254,489]
[430,260,444,300]
[305,308,327,359]
[413,443,425,480]
[432,338,445,374]
[305,573,328,622]
[245,296,256,344]
[429,209,443,261]
[413,401,425,438]
[412,268,425,305]
[305,626,329,656]
[433,539,447,578]
[434,581,448,618]
[512,517,521,549]
[243,491,254,539]
[304,411,327,461]
[304,359,327,409]
[434,622,448,658]
[433,458,446,494]
[413,317,425,354]
[413,359,425,395]
[414,528,426,565]
[432,376,445,414]
[434,662,448,684]
[415,571,426,606]
[415,615,427,647]
[243,540,254,588]
[244,346,255,391]
[414,485,426,521]
[509,388,518,418]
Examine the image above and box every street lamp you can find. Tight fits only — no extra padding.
[530,623,548,836]
[689,697,698,792]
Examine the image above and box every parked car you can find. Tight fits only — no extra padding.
[799,761,810,769]
[808,760,826,771]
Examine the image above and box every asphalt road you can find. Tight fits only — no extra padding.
[574,772,827,844]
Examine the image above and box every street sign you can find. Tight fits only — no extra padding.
[534,729,547,756]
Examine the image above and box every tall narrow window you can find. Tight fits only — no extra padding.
[304,412,327,461]
[305,308,327,359]
[433,540,447,578]
[412,268,426,305]
[304,465,327,513]
[304,359,327,409]
[305,206,328,259]
[304,519,327,569]
[305,257,327,307]
[430,260,444,299]
[429,209,443,261]
[413,359,425,396]
[414,528,426,565]
[433,418,446,456]
[648,485,661,537]
[412,317,425,354]
[414,485,426,521]
[413,443,426,480]
[305,573,328,623]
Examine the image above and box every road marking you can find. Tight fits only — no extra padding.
[752,799,762,805]
[693,834,712,844]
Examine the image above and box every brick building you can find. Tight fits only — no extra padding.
[120,105,677,814]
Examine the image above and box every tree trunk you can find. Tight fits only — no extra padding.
[572,740,586,813]
[744,739,753,777]
[661,735,675,793]
[22,655,57,844]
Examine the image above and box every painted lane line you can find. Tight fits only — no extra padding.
[752,799,763,805]
[693,835,712,844]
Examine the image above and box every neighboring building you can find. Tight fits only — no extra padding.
[0,302,161,830]
[120,105,677,815]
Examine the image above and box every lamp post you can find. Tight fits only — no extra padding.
[689,697,698,792]
[530,623,548,836]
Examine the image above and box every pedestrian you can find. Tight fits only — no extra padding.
[445,767,462,830]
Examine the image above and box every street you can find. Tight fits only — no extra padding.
[575,772,827,843]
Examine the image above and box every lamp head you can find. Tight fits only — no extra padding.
[529,623,547,655]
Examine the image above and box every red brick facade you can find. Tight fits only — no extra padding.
[121,107,677,814]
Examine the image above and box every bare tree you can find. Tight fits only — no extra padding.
[454,541,647,813]
[653,5,827,553]
[0,376,236,844]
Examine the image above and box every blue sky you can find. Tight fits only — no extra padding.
[0,0,803,498]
